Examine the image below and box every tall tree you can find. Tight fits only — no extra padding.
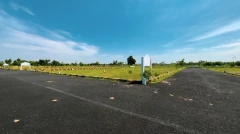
[12,60,20,66]
[39,59,50,66]
[5,59,12,64]
[176,59,185,69]
[176,59,185,66]
[51,60,60,66]
[112,60,118,65]
[79,62,84,66]
[127,56,136,65]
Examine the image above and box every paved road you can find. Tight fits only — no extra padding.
[0,68,240,134]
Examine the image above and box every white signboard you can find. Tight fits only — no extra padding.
[141,54,152,85]
[143,54,151,66]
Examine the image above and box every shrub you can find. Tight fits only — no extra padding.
[236,61,240,66]
[142,69,152,81]
[230,62,235,67]
[128,70,133,74]
[154,72,160,77]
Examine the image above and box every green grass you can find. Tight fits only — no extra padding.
[206,67,240,73]
[150,67,185,84]
[2,65,184,83]
[49,66,180,81]
[4,65,183,81]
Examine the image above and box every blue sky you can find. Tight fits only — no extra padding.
[0,0,240,64]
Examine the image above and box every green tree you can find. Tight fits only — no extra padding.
[236,61,240,66]
[127,56,136,65]
[0,61,3,66]
[112,60,118,65]
[71,63,77,66]
[160,61,165,66]
[29,61,38,66]
[214,61,222,66]
[5,59,12,64]
[176,59,185,69]
[12,60,20,66]
[199,60,205,67]
[188,62,194,66]
[117,61,124,65]
[176,59,185,68]
[79,62,84,66]
[229,62,235,67]
[39,59,50,66]
[51,60,60,66]
[94,61,100,66]
[17,58,21,62]
[178,59,185,66]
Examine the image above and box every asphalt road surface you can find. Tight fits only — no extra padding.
[0,68,240,134]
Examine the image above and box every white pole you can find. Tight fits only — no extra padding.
[141,57,146,85]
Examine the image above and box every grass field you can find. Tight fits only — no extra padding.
[206,67,240,77]
[2,65,184,83]
[4,66,239,83]
[206,67,240,73]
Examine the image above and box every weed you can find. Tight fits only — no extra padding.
[154,72,160,77]
[128,70,133,74]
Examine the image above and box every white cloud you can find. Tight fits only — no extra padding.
[0,10,31,31]
[0,9,98,63]
[2,29,98,55]
[56,30,74,38]
[148,41,240,63]
[200,42,240,51]
[174,48,194,53]
[10,2,35,16]
[189,20,240,41]
[211,42,240,49]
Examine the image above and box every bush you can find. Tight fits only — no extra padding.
[142,69,152,81]
[230,62,235,67]
[154,72,160,77]
[236,61,240,66]
[128,70,133,74]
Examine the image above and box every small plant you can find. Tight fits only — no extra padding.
[142,69,152,81]
[154,72,160,77]
[128,70,133,74]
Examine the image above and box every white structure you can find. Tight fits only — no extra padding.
[20,62,31,70]
[3,63,9,66]
[141,54,152,85]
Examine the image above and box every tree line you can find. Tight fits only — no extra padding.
[1,57,239,67]
[152,59,240,67]
[0,56,137,66]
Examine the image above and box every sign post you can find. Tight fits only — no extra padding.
[141,54,152,85]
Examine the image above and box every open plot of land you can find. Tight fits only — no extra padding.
[0,68,240,133]
[5,66,181,81]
